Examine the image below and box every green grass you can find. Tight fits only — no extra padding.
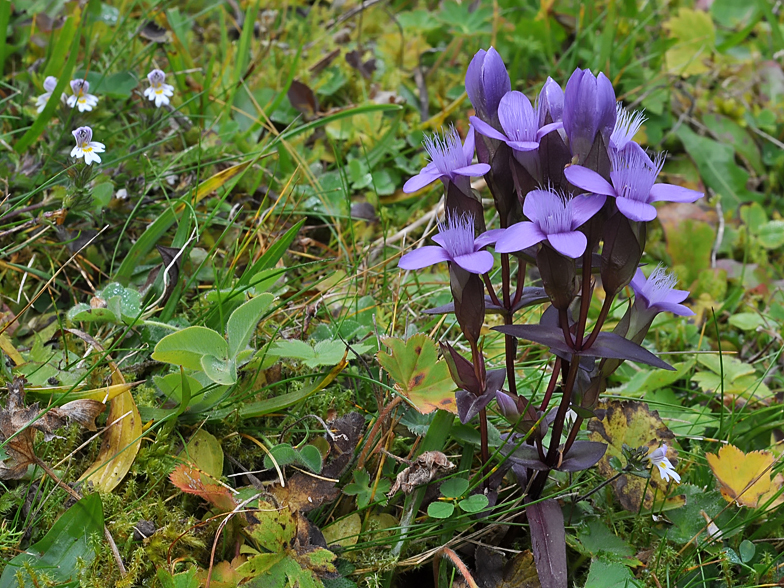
[0,0,783,587]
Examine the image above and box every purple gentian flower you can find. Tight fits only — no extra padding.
[398,213,500,274]
[465,47,511,123]
[563,68,616,162]
[494,189,605,258]
[631,266,694,320]
[564,149,703,222]
[537,77,564,126]
[470,91,563,154]
[403,126,490,193]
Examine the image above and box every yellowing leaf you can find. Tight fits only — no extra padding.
[588,400,685,512]
[79,353,142,492]
[377,334,456,414]
[663,8,715,76]
[706,444,781,508]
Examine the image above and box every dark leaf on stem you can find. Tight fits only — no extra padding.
[485,368,506,395]
[504,443,548,471]
[456,389,495,424]
[559,440,607,472]
[446,181,485,232]
[451,268,485,344]
[587,332,674,370]
[345,50,377,79]
[527,498,567,588]
[440,342,481,395]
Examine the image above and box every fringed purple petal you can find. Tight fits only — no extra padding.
[568,194,606,229]
[398,246,451,270]
[403,168,443,193]
[453,250,495,274]
[494,222,546,253]
[453,163,491,177]
[616,197,657,222]
[649,183,704,203]
[475,228,506,249]
[547,231,587,258]
[469,115,508,142]
[564,165,616,197]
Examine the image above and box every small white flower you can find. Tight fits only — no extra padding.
[66,79,99,112]
[115,188,128,200]
[143,69,174,108]
[70,126,105,165]
[35,76,61,113]
[647,444,681,484]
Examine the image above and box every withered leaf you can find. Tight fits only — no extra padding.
[139,20,170,43]
[287,80,319,117]
[0,377,106,480]
[388,451,455,495]
[345,50,376,79]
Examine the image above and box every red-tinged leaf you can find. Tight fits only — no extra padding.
[527,499,567,588]
[169,463,238,513]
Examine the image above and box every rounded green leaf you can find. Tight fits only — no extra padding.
[227,293,274,358]
[458,494,489,513]
[263,443,299,470]
[200,355,237,385]
[297,445,323,473]
[427,501,455,519]
[739,539,755,563]
[152,326,228,370]
[439,478,469,499]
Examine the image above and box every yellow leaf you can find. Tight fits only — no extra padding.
[26,381,140,404]
[0,333,23,366]
[707,444,777,508]
[663,8,715,77]
[79,362,142,492]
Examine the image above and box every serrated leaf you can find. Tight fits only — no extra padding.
[377,334,457,414]
[664,8,715,76]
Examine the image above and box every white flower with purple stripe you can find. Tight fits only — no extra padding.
[631,266,694,318]
[66,79,99,112]
[143,69,175,108]
[470,91,562,153]
[647,444,681,483]
[35,76,61,113]
[70,126,105,165]
[403,126,490,193]
[398,213,501,274]
[564,148,703,222]
[494,189,605,258]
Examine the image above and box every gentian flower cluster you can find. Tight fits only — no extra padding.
[398,48,699,520]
